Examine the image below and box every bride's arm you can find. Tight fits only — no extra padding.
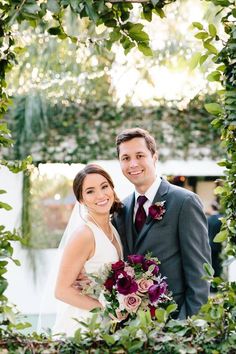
[54,225,102,310]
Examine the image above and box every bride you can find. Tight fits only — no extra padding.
[49,164,123,336]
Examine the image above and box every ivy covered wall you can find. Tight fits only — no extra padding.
[4,93,223,164]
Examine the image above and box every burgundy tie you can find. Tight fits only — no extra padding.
[135,195,147,233]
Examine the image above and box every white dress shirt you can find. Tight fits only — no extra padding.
[134,175,162,220]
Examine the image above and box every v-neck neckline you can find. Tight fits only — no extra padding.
[87,221,123,260]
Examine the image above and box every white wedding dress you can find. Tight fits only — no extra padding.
[52,221,123,337]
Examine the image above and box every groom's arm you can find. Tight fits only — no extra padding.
[178,193,211,317]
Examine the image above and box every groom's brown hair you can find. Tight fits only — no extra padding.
[116,128,157,157]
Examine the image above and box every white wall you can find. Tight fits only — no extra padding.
[0,166,23,230]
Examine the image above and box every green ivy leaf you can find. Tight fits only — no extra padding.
[192,22,203,30]
[214,230,228,242]
[204,103,223,115]
[0,190,7,195]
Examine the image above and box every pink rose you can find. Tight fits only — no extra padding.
[124,266,135,278]
[137,278,154,293]
[123,294,142,313]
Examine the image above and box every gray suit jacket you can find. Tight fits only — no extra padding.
[113,178,211,319]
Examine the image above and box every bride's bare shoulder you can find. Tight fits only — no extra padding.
[70,224,94,243]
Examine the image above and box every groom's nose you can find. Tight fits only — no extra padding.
[129,158,138,167]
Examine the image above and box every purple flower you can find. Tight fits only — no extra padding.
[148,201,166,221]
[127,254,145,265]
[117,274,138,295]
[143,259,159,275]
[148,282,167,304]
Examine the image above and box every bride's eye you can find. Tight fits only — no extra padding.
[102,184,109,189]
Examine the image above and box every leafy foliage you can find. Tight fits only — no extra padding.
[193,0,236,256]
[2,93,224,163]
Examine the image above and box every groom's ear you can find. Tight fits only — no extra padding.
[153,152,158,163]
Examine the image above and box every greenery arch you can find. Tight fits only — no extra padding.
[0,0,235,352]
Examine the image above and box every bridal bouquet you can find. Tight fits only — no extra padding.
[87,254,175,323]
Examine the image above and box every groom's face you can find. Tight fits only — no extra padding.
[118,137,157,193]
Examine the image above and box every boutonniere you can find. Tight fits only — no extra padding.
[148,201,166,220]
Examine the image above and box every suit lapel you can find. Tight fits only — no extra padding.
[134,179,170,252]
[125,193,135,253]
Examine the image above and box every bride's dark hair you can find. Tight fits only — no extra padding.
[73,164,122,214]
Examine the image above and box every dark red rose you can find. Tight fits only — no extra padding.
[112,260,125,271]
[148,201,166,220]
[104,277,115,292]
[148,282,167,304]
[149,304,156,318]
[116,274,138,295]
[143,259,159,275]
[127,254,145,265]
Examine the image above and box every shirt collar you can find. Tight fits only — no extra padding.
[135,175,162,203]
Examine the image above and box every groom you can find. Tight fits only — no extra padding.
[113,127,211,319]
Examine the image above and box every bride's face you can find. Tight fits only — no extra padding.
[81,173,115,215]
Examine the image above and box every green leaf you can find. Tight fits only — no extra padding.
[203,262,214,277]
[153,8,165,18]
[109,29,121,42]
[129,30,149,42]
[214,186,224,195]
[0,201,12,211]
[47,26,62,35]
[208,24,217,37]
[84,0,99,23]
[192,22,203,30]
[138,43,152,56]
[0,190,7,195]
[155,308,167,323]
[204,103,223,115]
[47,0,60,13]
[199,54,208,65]
[207,70,221,82]
[0,279,8,295]
[203,42,218,55]
[189,52,201,70]
[166,303,178,315]
[214,230,228,242]
[195,32,208,40]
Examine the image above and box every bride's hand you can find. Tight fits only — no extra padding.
[73,268,91,291]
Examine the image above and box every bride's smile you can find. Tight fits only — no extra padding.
[81,173,115,215]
